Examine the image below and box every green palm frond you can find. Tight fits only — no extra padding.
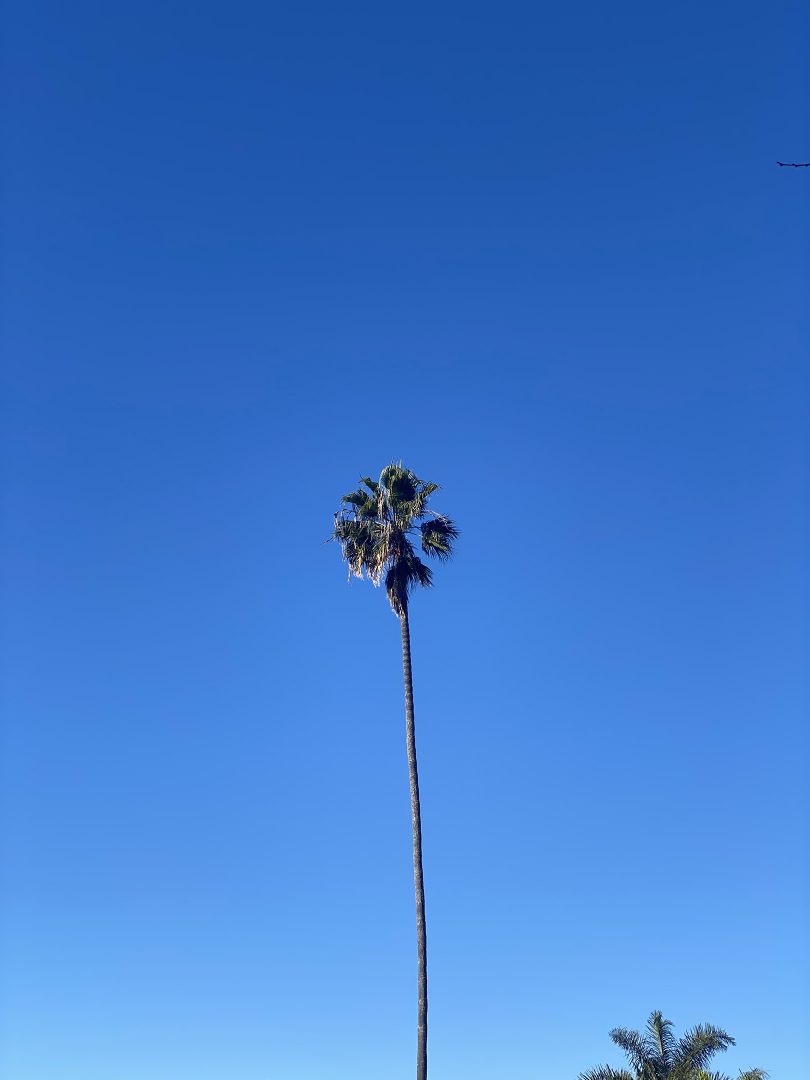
[674,1024,735,1073]
[385,550,433,614]
[579,1067,637,1080]
[694,1070,767,1080]
[420,516,459,561]
[379,462,417,506]
[333,464,455,614]
[403,481,439,522]
[389,471,418,505]
[646,1011,676,1068]
[341,489,370,508]
[610,1026,655,1076]
[358,497,381,519]
[388,468,431,526]
[333,517,386,581]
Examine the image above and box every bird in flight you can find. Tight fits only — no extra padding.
[777,161,810,167]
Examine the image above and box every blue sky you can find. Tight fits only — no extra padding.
[1,2,808,1078]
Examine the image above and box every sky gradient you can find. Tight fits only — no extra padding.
[2,2,809,1078]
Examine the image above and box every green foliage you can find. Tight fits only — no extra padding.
[332,462,457,615]
[580,1069,637,1080]
[579,1012,767,1080]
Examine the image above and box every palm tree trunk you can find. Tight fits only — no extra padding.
[400,606,428,1080]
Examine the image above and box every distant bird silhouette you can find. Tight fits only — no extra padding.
[777,161,810,167]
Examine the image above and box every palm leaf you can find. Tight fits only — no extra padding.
[403,481,440,522]
[420,516,459,561]
[610,1026,656,1075]
[580,1068,637,1080]
[646,1011,675,1068]
[385,550,433,614]
[674,1024,735,1072]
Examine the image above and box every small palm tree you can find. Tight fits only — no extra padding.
[580,1010,767,1080]
[332,463,457,1080]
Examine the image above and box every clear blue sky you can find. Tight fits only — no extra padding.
[2,2,808,1078]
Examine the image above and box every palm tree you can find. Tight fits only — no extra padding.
[332,463,457,1080]
[580,1010,767,1080]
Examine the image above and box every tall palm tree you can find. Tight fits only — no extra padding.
[580,1010,768,1080]
[332,463,458,1080]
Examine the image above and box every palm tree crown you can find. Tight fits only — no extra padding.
[332,463,458,615]
[580,1011,767,1080]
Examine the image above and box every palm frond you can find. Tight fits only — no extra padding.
[383,466,424,528]
[401,480,440,523]
[378,462,403,489]
[695,1071,767,1080]
[611,1027,656,1075]
[331,517,385,581]
[385,550,433,614]
[420,516,459,561]
[341,489,369,507]
[579,1067,637,1080]
[408,552,433,588]
[379,462,416,505]
[389,471,418,505]
[674,1024,735,1072]
[646,1011,675,1068]
[358,497,381,519]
